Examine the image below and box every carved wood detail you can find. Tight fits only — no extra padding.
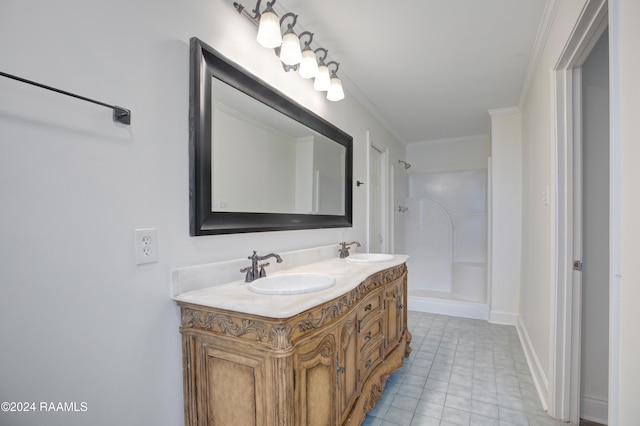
[293,264,407,334]
[180,307,285,346]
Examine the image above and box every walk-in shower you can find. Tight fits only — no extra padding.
[404,169,488,319]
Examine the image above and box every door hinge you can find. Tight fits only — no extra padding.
[573,260,583,271]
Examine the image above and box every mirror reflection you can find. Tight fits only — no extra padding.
[211,77,346,215]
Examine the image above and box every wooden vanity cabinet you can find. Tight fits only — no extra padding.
[384,277,406,356]
[177,263,410,426]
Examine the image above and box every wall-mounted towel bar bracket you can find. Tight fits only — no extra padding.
[0,71,131,125]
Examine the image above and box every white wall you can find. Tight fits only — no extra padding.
[213,107,297,212]
[407,135,489,174]
[488,108,522,325]
[519,0,591,407]
[0,1,405,425]
[518,0,640,421]
[612,0,640,422]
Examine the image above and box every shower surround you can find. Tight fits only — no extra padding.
[405,169,488,319]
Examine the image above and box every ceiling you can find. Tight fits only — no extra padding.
[272,0,549,145]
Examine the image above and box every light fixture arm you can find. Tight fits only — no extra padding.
[233,0,277,23]
[327,61,340,77]
[253,0,277,19]
[280,12,298,33]
[299,31,314,49]
[250,0,262,19]
[314,47,328,64]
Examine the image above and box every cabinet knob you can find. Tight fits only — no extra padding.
[398,303,404,310]
[337,366,345,374]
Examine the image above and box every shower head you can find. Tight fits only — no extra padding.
[398,160,411,170]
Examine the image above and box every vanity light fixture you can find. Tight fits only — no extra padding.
[233,0,345,101]
[326,61,344,101]
[298,32,319,79]
[313,48,331,91]
[256,1,282,48]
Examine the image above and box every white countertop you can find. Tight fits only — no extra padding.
[173,255,408,318]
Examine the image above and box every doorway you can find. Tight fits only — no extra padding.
[551,0,612,424]
[578,29,610,425]
[367,134,389,253]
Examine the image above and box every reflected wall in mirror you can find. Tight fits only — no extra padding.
[190,37,353,235]
[212,78,346,215]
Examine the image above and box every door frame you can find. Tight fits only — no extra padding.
[551,0,614,423]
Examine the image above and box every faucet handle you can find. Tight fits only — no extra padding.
[240,266,252,282]
[258,262,270,278]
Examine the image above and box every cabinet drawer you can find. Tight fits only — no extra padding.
[359,314,383,355]
[359,341,384,383]
[358,291,383,325]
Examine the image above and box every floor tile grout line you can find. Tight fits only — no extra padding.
[362,311,566,426]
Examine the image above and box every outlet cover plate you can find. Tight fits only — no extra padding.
[135,228,158,265]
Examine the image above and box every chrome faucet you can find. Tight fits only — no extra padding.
[339,241,361,258]
[241,250,283,282]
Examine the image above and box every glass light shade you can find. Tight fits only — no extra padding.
[279,32,302,65]
[256,10,282,49]
[314,65,331,91]
[298,49,319,79]
[327,77,345,101]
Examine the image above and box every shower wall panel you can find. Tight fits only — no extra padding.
[406,170,487,302]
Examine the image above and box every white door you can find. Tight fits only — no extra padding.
[369,144,387,253]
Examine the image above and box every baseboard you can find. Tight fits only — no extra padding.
[516,316,550,412]
[489,310,518,325]
[408,296,488,320]
[581,395,608,424]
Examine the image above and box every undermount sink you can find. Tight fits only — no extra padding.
[248,273,336,295]
[347,253,395,263]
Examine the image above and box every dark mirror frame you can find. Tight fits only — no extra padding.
[189,37,353,235]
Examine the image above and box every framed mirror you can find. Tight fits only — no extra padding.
[189,37,353,235]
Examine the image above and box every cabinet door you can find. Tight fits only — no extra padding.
[202,343,269,426]
[384,278,406,355]
[294,332,338,426]
[337,311,359,423]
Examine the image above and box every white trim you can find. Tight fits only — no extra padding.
[367,132,391,253]
[389,164,396,253]
[408,295,488,320]
[381,147,390,253]
[569,65,584,426]
[406,134,488,148]
[519,0,561,108]
[517,316,550,413]
[488,311,518,326]
[486,157,493,320]
[488,107,520,117]
[580,395,609,425]
[607,1,621,424]
[365,131,372,252]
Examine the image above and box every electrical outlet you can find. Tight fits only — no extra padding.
[135,228,158,265]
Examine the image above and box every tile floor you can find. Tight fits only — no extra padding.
[362,311,566,426]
